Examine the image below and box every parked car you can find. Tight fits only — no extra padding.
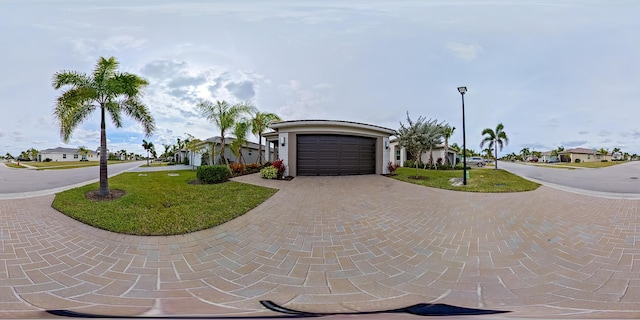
[547,158,560,163]
[465,157,485,167]
[529,157,538,162]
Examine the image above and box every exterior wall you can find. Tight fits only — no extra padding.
[569,153,593,163]
[39,152,98,162]
[381,137,390,174]
[279,132,290,176]
[388,141,457,166]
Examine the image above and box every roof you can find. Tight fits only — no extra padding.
[270,120,395,135]
[199,136,262,150]
[39,147,97,155]
[564,148,596,154]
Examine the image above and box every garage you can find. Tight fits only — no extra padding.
[264,120,394,177]
[297,135,376,176]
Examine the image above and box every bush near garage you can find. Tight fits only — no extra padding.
[197,165,232,184]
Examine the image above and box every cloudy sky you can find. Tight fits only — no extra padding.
[1,0,639,157]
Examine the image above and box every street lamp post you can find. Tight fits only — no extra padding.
[457,86,467,185]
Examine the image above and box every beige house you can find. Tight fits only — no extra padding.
[561,148,611,163]
[38,147,98,162]
[389,139,458,167]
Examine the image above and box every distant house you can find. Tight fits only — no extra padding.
[389,139,458,167]
[560,148,612,163]
[539,151,553,163]
[38,147,98,162]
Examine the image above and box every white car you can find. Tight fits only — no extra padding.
[465,157,485,167]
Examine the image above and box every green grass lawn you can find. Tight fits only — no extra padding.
[30,160,133,170]
[392,167,540,192]
[140,162,169,167]
[52,171,277,236]
[4,162,26,169]
[560,161,623,168]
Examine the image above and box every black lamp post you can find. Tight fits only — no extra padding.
[457,86,467,185]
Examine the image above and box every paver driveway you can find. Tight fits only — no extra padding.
[1,174,640,318]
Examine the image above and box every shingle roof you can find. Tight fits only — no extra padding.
[39,147,97,155]
[564,148,596,154]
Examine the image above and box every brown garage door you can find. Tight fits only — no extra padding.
[297,135,376,176]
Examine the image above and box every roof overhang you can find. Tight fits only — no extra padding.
[270,120,395,136]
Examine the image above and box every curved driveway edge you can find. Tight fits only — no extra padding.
[1,174,640,318]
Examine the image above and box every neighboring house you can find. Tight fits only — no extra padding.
[539,151,553,163]
[560,148,612,163]
[264,120,394,177]
[389,139,458,167]
[38,147,98,162]
[188,136,266,166]
[612,152,624,161]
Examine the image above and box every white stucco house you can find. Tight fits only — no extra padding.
[388,139,458,167]
[263,120,394,177]
[38,147,98,162]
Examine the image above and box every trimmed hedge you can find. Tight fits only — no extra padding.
[197,165,232,184]
[260,166,278,179]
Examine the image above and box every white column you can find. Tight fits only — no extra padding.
[382,137,391,174]
[279,133,289,176]
[400,147,406,167]
[265,141,270,163]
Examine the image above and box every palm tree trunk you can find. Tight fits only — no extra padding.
[146,150,149,166]
[258,133,263,164]
[99,106,109,196]
[494,140,498,169]
[220,134,227,165]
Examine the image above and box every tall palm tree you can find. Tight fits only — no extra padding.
[442,125,455,166]
[231,121,251,166]
[250,111,281,164]
[52,56,155,196]
[520,147,531,161]
[27,148,39,161]
[197,100,256,165]
[142,139,154,166]
[480,123,509,169]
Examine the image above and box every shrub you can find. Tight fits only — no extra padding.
[197,165,232,184]
[272,159,286,177]
[575,158,581,163]
[387,161,400,174]
[246,163,260,171]
[403,160,415,168]
[229,163,245,174]
[44,158,52,162]
[601,159,608,162]
[260,166,279,179]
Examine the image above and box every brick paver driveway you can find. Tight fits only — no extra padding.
[2,174,640,318]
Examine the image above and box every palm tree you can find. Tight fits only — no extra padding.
[519,147,531,161]
[250,111,281,164]
[5,152,14,160]
[231,121,251,166]
[423,120,445,169]
[197,100,256,165]
[442,125,455,166]
[482,147,493,160]
[119,149,127,161]
[142,139,154,166]
[184,133,203,169]
[77,146,90,161]
[52,56,155,196]
[27,148,39,161]
[480,123,509,169]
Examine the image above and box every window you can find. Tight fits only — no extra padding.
[62,154,66,159]
[396,150,401,161]
[74,154,78,159]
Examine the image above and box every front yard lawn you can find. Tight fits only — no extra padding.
[52,171,277,236]
[4,162,26,169]
[392,167,540,192]
[560,161,623,168]
[30,160,131,169]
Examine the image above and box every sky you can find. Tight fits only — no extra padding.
[1,0,640,157]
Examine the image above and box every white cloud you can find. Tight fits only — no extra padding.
[445,42,483,61]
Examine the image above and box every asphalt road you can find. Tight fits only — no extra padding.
[0,161,193,198]
[498,160,640,195]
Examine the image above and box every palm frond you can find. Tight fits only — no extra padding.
[122,98,155,137]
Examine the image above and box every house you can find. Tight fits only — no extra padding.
[264,120,394,176]
[560,148,612,163]
[388,139,458,167]
[539,151,553,163]
[188,136,267,166]
[38,147,98,162]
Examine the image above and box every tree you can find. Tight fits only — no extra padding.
[396,112,443,177]
[231,121,251,166]
[519,147,531,161]
[77,146,89,161]
[442,125,455,166]
[5,152,14,160]
[197,100,256,165]
[52,56,155,196]
[184,133,203,170]
[480,123,509,169]
[142,139,154,166]
[27,148,39,161]
[423,120,445,169]
[250,111,281,164]
[482,147,493,160]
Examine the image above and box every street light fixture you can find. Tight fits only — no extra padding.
[457,86,467,185]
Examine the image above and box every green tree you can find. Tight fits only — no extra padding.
[142,139,155,166]
[519,147,531,160]
[442,125,455,166]
[52,56,155,196]
[396,112,442,177]
[77,146,90,161]
[184,133,203,170]
[5,152,14,160]
[480,123,509,169]
[231,121,251,166]
[250,111,281,164]
[197,100,256,165]
[27,148,39,161]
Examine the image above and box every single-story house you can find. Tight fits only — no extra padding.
[539,151,553,163]
[389,139,458,167]
[186,136,267,166]
[560,148,611,163]
[264,120,394,177]
[38,147,98,162]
